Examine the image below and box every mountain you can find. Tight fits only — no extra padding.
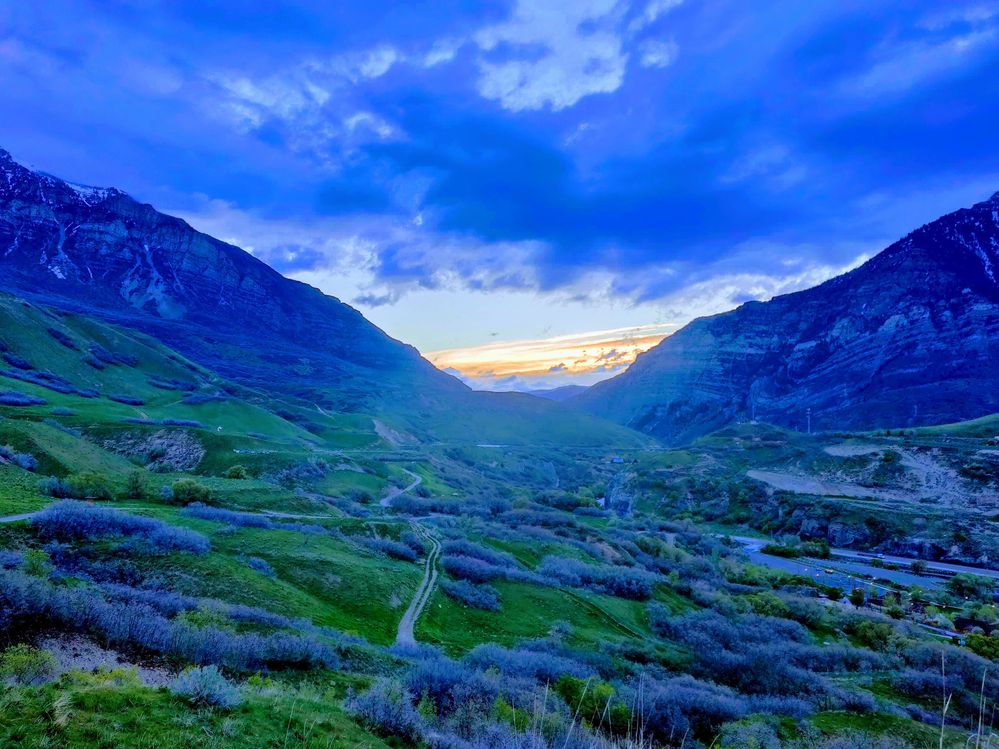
[0,148,643,447]
[577,192,999,444]
[525,385,590,402]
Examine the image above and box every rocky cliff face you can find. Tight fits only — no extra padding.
[0,148,455,405]
[578,192,999,444]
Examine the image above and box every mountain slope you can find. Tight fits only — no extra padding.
[0,148,443,398]
[0,148,643,447]
[577,192,999,444]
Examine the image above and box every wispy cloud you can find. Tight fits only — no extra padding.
[473,0,629,112]
[427,323,677,389]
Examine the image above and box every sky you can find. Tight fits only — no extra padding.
[2,1,999,391]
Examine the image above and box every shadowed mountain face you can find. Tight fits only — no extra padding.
[578,192,999,445]
[0,148,645,447]
[0,148,456,407]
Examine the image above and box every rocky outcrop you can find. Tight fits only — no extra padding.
[577,192,999,444]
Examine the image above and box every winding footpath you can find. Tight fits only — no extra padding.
[0,511,38,524]
[395,521,441,646]
[379,469,423,508]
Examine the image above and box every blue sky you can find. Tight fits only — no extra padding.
[2,1,999,389]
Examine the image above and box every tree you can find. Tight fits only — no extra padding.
[224,464,248,480]
[67,471,114,501]
[124,470,145,500]
[849,588,866,608]
[170,479,211,505]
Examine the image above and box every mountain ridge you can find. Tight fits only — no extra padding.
[0,147,646,447]
[576,190,999,444]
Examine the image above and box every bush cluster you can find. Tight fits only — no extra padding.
[33,500,210,555]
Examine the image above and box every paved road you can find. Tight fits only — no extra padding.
[728,535,999,581]
[380,469,423,508]
[395,522,441,646]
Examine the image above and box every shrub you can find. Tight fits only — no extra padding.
[46,327,80,350]
[39,476,73,498]
[170,479,212,505]
[362,537,417,562]
[124,470,145,500]
[0,444,37,471]
[21,549,53,578]
[0,569,336,672]
[347,679,424,741]
[2,352,33,369]
[32,500,210,554]
[162,419,203,428]
[0,391,46,407]
[537,556,657,600]
[246,557,275,577]
[555,675,632,735]
[224,464,248,480]
[0,644,57,685]
[441,580,501,611]
[149,376,197,391]
[67,471,114,501]
[465,643,591,682]
[182,392,228,405]
[108,393,145,406]
[966,633,999,661]
[182,503,324,535]
[170,665,242,709]
[441,554,506,584]
[947,573,995,602]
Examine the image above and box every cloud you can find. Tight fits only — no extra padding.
[427,322,676,380]
[473,0,629,111]
[837,13,999,100]
[639,39,678,68]
[629,0,685,32]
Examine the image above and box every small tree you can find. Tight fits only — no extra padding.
[224,464,248,480]
[169,479,211,506]
[67,471,114,501]
[849,588,866,608]
[124,470,145,500]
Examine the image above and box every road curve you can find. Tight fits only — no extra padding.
[380,469,423,508]
[395,522,440,646]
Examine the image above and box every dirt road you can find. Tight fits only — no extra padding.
[379,469,423,508]
[395,522,440,646]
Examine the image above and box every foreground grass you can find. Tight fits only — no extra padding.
[0,675,390,749]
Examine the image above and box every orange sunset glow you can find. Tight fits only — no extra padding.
[426,323,676,387]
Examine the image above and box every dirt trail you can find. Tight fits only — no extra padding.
[380,468,423,508]
[0,511,38,524]
[395,522,440,646]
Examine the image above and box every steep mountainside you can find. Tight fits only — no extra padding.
[0,148,643,446]
[0,148,442,400]
[578,192,999,444]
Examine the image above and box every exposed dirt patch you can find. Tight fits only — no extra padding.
[38,634,173,686]
[102,429,205,471]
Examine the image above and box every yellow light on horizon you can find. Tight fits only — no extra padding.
[426,323,675,381]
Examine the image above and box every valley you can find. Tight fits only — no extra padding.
[0,149,997,749]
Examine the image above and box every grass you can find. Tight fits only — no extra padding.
[0,676,391,748]
[132,515,423,645]
[0,463,49,516]
[811,711,962,749]
[416,578,652,655]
